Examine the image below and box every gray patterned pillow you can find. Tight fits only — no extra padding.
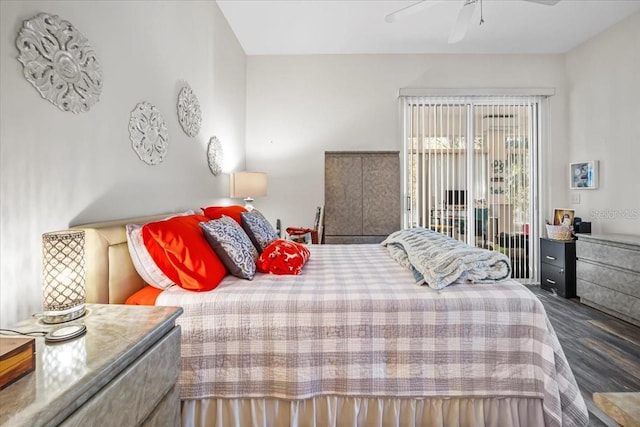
[200,216,258,280]
[240,209,278,253]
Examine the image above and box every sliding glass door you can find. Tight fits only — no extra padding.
[402,96,542,280]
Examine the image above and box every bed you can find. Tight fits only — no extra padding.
[74,211,589,427]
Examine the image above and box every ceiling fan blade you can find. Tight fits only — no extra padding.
[448,0,477,44]
[522,0,561,5]
[385,0,443,23]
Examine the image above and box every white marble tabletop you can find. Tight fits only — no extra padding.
[0,304,182,427]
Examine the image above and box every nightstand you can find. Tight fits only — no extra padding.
[0,304,182,427]
[540,237,576,298]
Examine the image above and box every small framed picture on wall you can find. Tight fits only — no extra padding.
[569,160,598,189]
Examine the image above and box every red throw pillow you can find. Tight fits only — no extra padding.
[125,285,163,306]
[202,205,248,225]
[142,214,227,291]
[257,239,310,275]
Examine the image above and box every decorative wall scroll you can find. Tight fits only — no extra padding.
[16,12,103,114]
[207,137,223,176]
[177,84,202,137]
[128,102,168,165]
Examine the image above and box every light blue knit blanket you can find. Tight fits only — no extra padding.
[381,227,512,289]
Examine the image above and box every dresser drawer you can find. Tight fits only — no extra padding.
[62,325,181,426]
[540,238,566,268]
[577,259,640,297]
[141,384,180,427]
[577,239,640,271]
[541,263,575,298]
[577,278,640,326]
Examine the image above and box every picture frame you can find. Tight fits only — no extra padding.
[553,208,575,227]
[569,160,598,189]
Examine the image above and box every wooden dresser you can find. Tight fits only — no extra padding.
[576,234,640,326]
[0,304,182,427]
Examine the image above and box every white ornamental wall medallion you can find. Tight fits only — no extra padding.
[128,102,168,165]
[177,84,202,137]
[207,137,223,176]
[16,13,103,114]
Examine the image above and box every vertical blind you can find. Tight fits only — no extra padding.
[401,95,543,280]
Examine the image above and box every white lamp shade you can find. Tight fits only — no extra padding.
[42,230,86,323]
[230,172,267,199]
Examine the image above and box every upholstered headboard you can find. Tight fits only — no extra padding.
[72,213,178,304]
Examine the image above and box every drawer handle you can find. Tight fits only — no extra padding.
[545,255,556,260]
[545,279,556,285]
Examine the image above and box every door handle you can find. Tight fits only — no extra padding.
[545,279,556,285]
[545,256,556,260]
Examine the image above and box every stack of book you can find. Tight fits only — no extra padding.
[0,337,35,389]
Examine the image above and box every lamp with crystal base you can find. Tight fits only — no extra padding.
[42,230,86,324]
[229,172,267,210]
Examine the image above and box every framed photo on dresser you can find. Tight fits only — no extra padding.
[553,208,575,227]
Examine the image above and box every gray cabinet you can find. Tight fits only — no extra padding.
[324,151,400,244]
[576,234,640,326]
[0,304,182,427]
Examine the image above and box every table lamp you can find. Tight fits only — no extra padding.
[229,172,267,210]
[42,230,86,324]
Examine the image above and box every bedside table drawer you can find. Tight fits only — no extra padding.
[63,326,181,427]
[541,264,574,298]
[540,239,566,268]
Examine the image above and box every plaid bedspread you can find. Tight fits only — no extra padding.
[156,244,588,427]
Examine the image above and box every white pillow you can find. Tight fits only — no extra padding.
[126,223,174,290]
[125,210,195,290]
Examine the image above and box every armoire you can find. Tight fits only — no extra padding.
[324,151,401,244]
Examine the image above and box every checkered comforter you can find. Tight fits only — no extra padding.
[156,244,588,427]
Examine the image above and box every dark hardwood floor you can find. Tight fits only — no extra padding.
[527,285,640,426]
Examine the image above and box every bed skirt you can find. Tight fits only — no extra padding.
[181,396,545,427]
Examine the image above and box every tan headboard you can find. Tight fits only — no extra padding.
[72,213,179,304]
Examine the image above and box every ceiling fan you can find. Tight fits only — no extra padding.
[385,0,561,44]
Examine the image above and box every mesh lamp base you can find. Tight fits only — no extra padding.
[42,304,86,324]
[42,230,86,324]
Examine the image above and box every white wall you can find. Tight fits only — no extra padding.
[246,54,568,233]
[0,1,247,327]
[565,12,640,234]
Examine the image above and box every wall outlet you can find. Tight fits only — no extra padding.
[571,193,580,204]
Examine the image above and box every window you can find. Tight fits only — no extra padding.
[401,95,546,280]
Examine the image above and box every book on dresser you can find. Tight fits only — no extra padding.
[0,337,35,390]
